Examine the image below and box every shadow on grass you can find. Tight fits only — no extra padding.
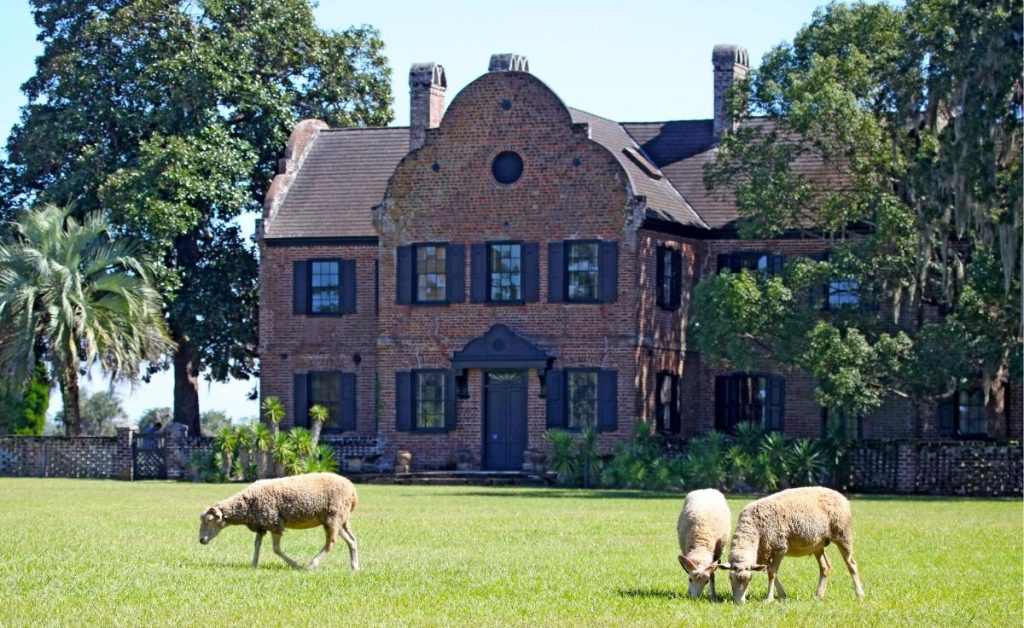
[618,587,685,601]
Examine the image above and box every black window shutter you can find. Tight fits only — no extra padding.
[600,241,619,303]
[670,249,683,309]
[341,373,357,431]
[396,246,414,304]
[293,373,309,428]
[656,248,667,308]
[470,243,487,303]
[444,371,457,431]
[293,261,309,315]
[768,377,785,432]
[447,243,465,304]
[717,254,732,274]
[545,369,565,428]
[395,371,413,432]
[340,260,357,314]
[770,254,785,276]
[598,370,619,432]
[937,398,955,436]
[523,242,540,302]
[547,242,564,303]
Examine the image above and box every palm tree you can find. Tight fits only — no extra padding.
[0,205,173,435]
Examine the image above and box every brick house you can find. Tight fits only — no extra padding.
[258,47,1021,471]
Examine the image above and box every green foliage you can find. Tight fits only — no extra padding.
[0,360,49,435]
[305,444,339,474]
[188,450,223,483]
[54,388,127,437]
[138,407,172,432]
[788,439,824,487]
[0,205,173,434]
[697,0,1022,430]
[261,396,284,426]
[680,431,728,490]
[545,429,580,485]
[603,422,685,491]
[3,0,394,429]
[200,410,233,437]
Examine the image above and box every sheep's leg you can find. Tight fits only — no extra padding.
[814,550,832,599]
[307,523,338,571]
[765,554,785,603]
[339,520,360,571]
[709,569,718,602]
[271,532,302,570]
[774,576,787,600]
[252,530,266,569]
[835,541,865,599]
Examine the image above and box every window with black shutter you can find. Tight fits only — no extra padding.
[717,252,784,276]
[938,389,986,437]
[487,242,523,303]
[656,247,683,310]
[552,368,618,433]
[822,407,862,441]
[655,372,680,434]
[553,240,618,303]
[396,370,454,432]
[294,371,356,433]
[714,373,785,433]
[566,242,600,302]
[399,244,463,305]
[293,259,356,315]
[414,244,447,303]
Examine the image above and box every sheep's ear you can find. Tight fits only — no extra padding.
[718,562,732,571]
[678,555,696,572]
[708,561,720,573]
[751,564,767,572]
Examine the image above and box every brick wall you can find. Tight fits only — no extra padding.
[376,70,642,469]
[259,241,379,433]
[0,429,133,480]
[844,439,1023,496]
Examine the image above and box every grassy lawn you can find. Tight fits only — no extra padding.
[0,479,1020,626]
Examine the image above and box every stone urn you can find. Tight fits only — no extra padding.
[524,449,547,473]
[454,448,474,471]
[395,449,412,474]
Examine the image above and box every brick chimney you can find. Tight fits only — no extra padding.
[409,63,446,150]
[488,53,530,73]
[712,45,749,142]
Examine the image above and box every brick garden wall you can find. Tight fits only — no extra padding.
[0,430,133,480]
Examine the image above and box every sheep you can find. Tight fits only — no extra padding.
[198,472,359,571]
[676,488,731,601]
[724,486,865,603]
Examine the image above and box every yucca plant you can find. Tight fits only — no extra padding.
[284,427,315,475]
[788,438,824,487]
[734,421,765,459]
[748,451,779,492]
[235,425,256,481]
[271,432,292,478]
[308,404,329,450]
[262,396,284,440]
[681,431,727,490]
[251,423,272,479]
[214,426,238,479]
[546,429,579,485]
[306,443,339,473]
[761,431,791,487]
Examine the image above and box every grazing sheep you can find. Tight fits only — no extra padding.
[725,486,865,603]
[198,472,359,571]
[676,488,731,601]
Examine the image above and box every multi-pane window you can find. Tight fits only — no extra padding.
[566,242,600,302]
[660,250,675,305]
[309,372,341,431]
[823,407,862,441]
[567,370,599,429]
[310,261,341,314]
[657,246,682,310]
[415,371,446,430]
[715,374,784,433]
[415,245,447,303]
[488,243,522,302]
[655,372,680,434]
[956,389,986,436]
[828,278,860,309]
[718,252,783,276]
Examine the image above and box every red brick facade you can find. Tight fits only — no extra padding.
[257,51,1021,471]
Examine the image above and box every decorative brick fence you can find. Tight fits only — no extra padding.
[845,439,1023,497]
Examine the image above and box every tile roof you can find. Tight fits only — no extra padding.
[263,127,409,239]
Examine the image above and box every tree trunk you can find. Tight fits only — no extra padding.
[985,365,1009,439]
[60,367,82,436]
[173,331,201,434]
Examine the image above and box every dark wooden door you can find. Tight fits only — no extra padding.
[484,371,528,471]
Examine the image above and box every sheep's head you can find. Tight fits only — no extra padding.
[199,507,226,544]
[727,562,766,603]
[678,555,720,599]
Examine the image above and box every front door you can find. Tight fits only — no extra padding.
[484,371,528,471]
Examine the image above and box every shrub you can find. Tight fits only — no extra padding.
[788,438,824,487]
[603,422,684,491]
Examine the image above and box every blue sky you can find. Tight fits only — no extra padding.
[0,0,848,423]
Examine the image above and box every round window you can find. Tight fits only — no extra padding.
[492,151,523,184]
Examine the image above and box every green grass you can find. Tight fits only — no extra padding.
[0,479,1020,626]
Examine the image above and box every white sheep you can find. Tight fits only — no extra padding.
[198,472,359,571]
[724,486,865,603]
[676,488,731,601]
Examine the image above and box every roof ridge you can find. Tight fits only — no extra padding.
[320,125,410,133]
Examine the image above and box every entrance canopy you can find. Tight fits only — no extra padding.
[450,324,554,371]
